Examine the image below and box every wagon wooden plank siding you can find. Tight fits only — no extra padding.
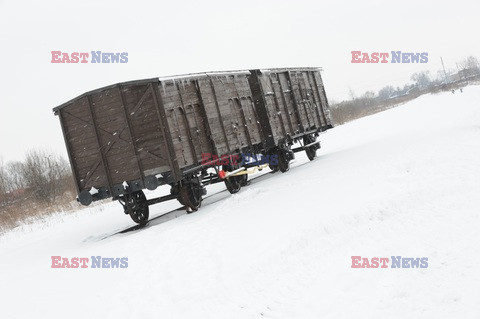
[248,68,332,148]
[53,68,333,224]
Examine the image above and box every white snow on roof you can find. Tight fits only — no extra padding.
[158,70,250,82]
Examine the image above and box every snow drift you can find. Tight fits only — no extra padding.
[1,86,480,319]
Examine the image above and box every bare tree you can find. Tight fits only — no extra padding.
[6,161,26,192]
[411,71,431,89]
[378,85,395,100]
[458,56,480,78]
[461,56,479,70]
[21,150,71,203]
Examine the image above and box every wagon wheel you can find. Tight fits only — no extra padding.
[240,173,248,186]
[278,151,290,173]
[305,147,316,161]
[125,191,149,225]
[269,163,279,173]
[179,183,202,213]
[268,152,279,173]
[223,165,243,194]
[304,135,317,161]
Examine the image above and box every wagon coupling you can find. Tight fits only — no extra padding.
[219,164,269,179]
[219,167,246,179]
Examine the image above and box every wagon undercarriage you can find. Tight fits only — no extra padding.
[115,132,321,224]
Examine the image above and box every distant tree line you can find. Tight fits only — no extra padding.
[331,55,480,124]
[0,149,75,209]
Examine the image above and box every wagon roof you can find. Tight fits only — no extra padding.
[52,67,322,114]
[257,67,322,74]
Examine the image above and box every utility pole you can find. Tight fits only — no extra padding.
[440,57,449,84]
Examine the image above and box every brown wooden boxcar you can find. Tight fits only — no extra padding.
[53,68,332,224]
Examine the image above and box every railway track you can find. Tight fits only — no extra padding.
[98,166,283,240]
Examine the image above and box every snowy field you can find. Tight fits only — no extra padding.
[1,86,480,318]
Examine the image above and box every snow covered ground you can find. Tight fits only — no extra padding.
[1,86,480,319]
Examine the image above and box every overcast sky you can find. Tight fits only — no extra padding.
[0,0,479,162]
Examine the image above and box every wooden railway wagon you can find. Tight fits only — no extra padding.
[53,68,333,224]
